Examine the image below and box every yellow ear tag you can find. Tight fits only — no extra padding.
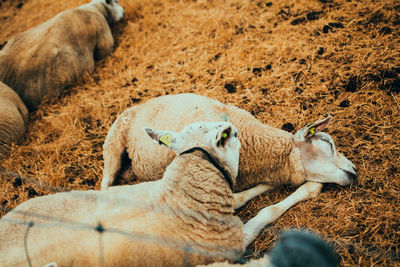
[309,128,315,135]
[160,134,172,147]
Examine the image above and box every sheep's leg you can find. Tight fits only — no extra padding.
[101,114,131,190]
[102,140,125,190]
[242,182,323,247]
[234,184,275,209]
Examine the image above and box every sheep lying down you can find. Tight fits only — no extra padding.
[0,81,28,160]
[0,122,324,266]
[102,93,357,208]
[0,0,124,111]
[43,231,339,267]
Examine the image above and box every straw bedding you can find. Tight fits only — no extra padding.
[0,0,399,265]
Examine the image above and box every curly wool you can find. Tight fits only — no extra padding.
[103,94,306,191]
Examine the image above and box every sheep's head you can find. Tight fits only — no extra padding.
[101,0,124,23]
[144,122,241,189]
[293,116,357,186]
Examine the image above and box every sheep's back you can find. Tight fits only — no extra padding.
[125,94,230,180]
[0,180,242,266]
[0,190,104,266]
[118,93,295,190]
[0,9,106,110]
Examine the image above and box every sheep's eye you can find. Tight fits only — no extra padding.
[218,128,231,147]
[106,0,112,4]
[234,132,238,138]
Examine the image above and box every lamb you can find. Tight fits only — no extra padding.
[0,121,322,266]
[101,93,357,206]
[0,0,124,111]
[0,81,28,160]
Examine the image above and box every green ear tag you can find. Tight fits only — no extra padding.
[218,132,228,146]
[309,128,315,135]
[160,135,172,147]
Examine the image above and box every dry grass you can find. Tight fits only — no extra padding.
[0,0,399,266]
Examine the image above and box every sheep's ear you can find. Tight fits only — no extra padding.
[303,116,332,139]
[143,127,178,150]
[294,116,332,143]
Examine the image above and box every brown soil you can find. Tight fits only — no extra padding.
[1,0,399,266]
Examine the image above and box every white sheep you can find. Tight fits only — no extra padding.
[0,121,322,266]
[101,93,357,207]
[0,0,124,111]
[0,81,28,160]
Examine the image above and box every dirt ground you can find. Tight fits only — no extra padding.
[0,0,399,266]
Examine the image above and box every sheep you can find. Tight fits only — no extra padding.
[40,229,338,267]
[101,93,357,208]
[0,0,124,111]
[0,121,322,266]
[198,230,338,267]
[0,81,28,160]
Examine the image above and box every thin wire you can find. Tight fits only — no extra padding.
[0,170,67,193]
[24,221,34,267]
[183,244,191,267]
[0,173,394,263]
[96,223,105,267]
[0,206,94,230]
[5,209,393,264]
[0,212,238,260]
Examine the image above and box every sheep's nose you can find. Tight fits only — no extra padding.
[345,169,357,183]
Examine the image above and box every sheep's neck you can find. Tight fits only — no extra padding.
[157,155,243,260]
[237,125,306,188]
[226,107,306,190]
[161,153,235,217]
[179,147,233,190]
[83,1,112,25]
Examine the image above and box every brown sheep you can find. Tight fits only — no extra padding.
[0,81,28,160]
[0,0,124,110]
